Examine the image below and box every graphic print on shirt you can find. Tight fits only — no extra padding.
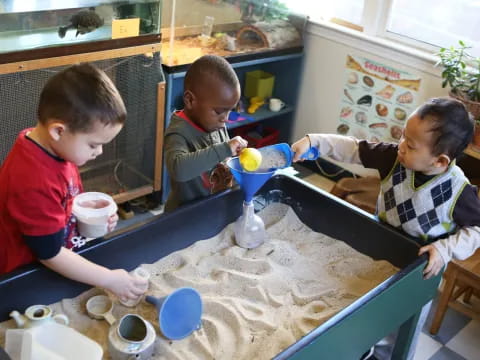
[63,176,85,249]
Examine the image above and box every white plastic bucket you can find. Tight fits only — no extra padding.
[72,192,117,238]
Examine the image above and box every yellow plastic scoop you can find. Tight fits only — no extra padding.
[239,148,263,171]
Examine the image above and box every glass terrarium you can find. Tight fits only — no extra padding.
[161,0,306,68]
[0,0,162,55]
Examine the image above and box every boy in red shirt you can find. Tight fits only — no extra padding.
[0,63,147,303]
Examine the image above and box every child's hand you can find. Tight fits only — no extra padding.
[107,213,119,232]
[291,136,311,162]
[228,136,248,156]
[418,244,445,279]
[105,269,148,303]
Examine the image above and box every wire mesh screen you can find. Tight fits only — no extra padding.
[0,52,164,198]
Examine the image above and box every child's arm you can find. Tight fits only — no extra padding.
[165,133,246,182]
[40,248,147,302]
[419,184,480,279]
[419,226,480,279]
[292,134,362,164]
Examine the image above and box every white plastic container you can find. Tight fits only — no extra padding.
[72,192,117,238]
[28,322,102,360]
[119,267,150,307]
[5,323,103,360]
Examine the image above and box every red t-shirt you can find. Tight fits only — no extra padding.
[0,129,83,273]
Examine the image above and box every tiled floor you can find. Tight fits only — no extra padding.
[415,294,480,360]
[118,164,479,360]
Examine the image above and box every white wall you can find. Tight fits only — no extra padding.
[292,22,449,176]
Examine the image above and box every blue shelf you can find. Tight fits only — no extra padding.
[226,104,294,130]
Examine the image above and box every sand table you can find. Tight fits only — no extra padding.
[0,204,398,359]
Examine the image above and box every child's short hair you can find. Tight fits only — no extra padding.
[418,97,474,159]
[184,55,239,93]
[38,63,126,133]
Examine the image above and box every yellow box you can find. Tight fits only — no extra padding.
[244,70,275,99]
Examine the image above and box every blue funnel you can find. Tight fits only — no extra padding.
[227,157,275,203]
[146,287,202,340]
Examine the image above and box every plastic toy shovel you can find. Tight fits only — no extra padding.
[257,143,319,171]
[146,287,202,340]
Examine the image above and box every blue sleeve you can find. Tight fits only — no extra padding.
[23,228,64,260]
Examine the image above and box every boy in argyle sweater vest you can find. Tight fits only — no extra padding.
[292,98,480,360]
[292,98,480,280]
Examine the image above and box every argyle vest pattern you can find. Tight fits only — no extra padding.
[377,161,468,241]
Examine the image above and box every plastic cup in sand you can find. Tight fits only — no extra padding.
[86,295,116,325]
[145,287,202,340]
[72,192,117,238]
[119,268,150,307]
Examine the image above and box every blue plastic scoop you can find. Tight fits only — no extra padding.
[257,143,319,172]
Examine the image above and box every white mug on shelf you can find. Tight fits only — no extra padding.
[269,98,285,112]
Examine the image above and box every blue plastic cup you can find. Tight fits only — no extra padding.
[145,287,202,340]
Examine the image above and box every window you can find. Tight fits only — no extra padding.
[284,0,364,27]
[284,0,480,56]
[386,0,480,56]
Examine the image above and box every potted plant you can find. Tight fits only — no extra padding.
[436,40,480,148]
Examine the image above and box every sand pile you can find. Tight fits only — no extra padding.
[0,203,398,359]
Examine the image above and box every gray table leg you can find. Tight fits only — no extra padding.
[392,300,432,360]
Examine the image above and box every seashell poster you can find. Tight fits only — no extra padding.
[337,54,421,143]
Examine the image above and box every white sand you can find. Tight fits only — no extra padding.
[0,204,398,359]
[258,148,288,171]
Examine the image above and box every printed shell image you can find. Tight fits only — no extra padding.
[340,106,353,118]
[348,72,359,84]
[58,9,104,38]
[363,76,374,87]
[375,104,389,117]
[394,108,407,121]
[337,124,350,135]
[396,91,414,104]
[390,125,403,140]
[355,111,368,125]
[369,122,387,129]
[353,128,367,139]
[376,85,396,100]
[344,89,354,103]
[357,95,372,106]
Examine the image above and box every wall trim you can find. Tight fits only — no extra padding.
[306,20,442,78]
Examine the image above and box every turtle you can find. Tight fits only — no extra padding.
[58,9,104,38]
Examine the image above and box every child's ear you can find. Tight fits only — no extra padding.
[435,154,451,169]
[47,121,66,141]
[184,90,195,110]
